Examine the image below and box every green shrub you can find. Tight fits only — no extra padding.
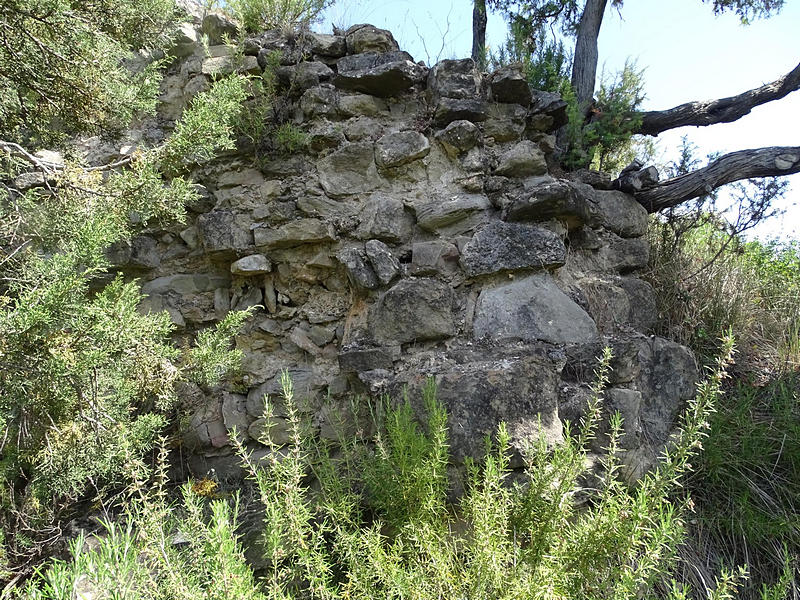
[0,76,250,568]
[677,374,800,599]
[491,18,572,93]
[21,444,264,600]
[22,342,737,599]
[562,61,648,173]
[0,0,182,146]
[647,219,800,598]
[227,0,332,33]
[274,122,307,154]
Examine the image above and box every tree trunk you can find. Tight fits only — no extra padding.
[635,146,800,213]
[472,0,488,69]
[634,61,800,136]
[571,0,608,112]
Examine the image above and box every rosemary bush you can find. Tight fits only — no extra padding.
[22,341,742,599]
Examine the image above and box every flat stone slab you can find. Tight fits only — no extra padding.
[503,179,601,230]
[335,51,427,97]
[474,273,598,345]
[142,273,230,296]
[461,222,566,276]
[415,193,490,231]
[254,219,335,248]
[433,98,487,127]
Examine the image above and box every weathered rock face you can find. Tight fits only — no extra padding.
[473,273,599,345]
[115,22,698,485]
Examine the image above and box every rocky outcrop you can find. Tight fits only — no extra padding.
[103,22,699,485]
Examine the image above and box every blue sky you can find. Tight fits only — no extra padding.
[318,0,800,241]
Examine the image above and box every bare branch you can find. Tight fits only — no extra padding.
[1,140,132,173]
[634,61,800,136]
[635,146,800,212]
[0,141,59,172]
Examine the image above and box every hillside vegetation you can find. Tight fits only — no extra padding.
[0,0,797,598]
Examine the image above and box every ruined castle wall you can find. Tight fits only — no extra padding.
[94,19,698,483]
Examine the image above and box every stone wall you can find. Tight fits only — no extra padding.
[98,17,698,483]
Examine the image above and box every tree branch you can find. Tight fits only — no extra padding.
[634,61,800,136]
[635,146,800,212]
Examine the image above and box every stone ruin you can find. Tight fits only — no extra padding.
[93,17,698,484]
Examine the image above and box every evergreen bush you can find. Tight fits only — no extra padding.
[21,344,739,599]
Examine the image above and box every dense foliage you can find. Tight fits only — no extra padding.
[223,0,331,32]
[0,0,182,146]
[0,0,257,575]
[21,349,749,600]
[487,0,783,39]
[1,0,797,597]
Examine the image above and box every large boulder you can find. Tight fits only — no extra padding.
[495,140,547,177]
[365,239,400,285]
[338,246,380,290]
[305,32,347,57]
[197,211,253,254]
[141,273,230,297]
[335,51,428,97]
[345,24,399,54]
[375,131,430,169]
[435,120,481,156]
[593,189,649,238]
[201,12,239,45]
[397,347,563,464]
[370,278,455,344]
[428,58,481,100]
[411,241,460,277]
[356,192,414,242]
[317,142,382,196]
[339,345,397,373]
[484,103,528,143]
[530,90,569,131]
[460,222,566,276]
[276,61,334,92]
[231,254,272,275]
[489,63,532,106]
[473,273,598,345]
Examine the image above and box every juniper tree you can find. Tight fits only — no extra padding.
[0,0,254,571]
[476,0,799,211]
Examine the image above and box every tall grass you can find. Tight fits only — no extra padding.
[647,217,800,599]
[647,219,800,372]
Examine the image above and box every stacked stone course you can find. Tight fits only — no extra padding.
[95,17,698,482]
